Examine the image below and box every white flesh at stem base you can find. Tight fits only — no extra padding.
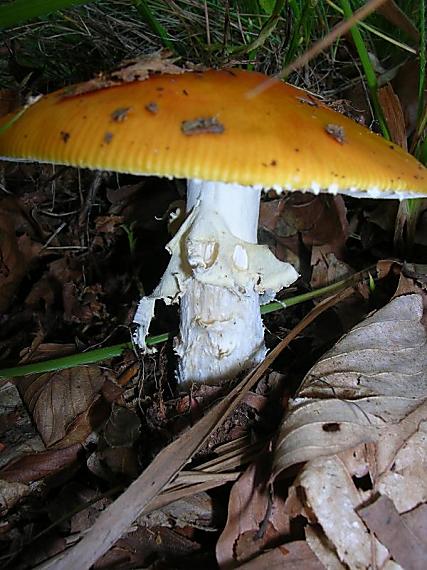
[133,179,299,384]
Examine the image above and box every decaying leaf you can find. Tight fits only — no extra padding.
[296,455,388,569]
[378,84,407,150]
[0,478,29,515]
[259,193,349,270]
[19,366,106,447]
[0,205,40,312]
[47,483,111,535]
[0,381,44,470]
[103,405,141,448]
[240,540,325,570]
[138,492,219,531]
[0,443,81,483]
[216,459,289,569]
[310,250,352,290]
[272,294,427,569]
[392,60,427,137]
[377,1,420,43]
[60,50,184,99]
[93,525,200,570]
[359,495,427,570]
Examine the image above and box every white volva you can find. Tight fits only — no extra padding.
[133,180,298,384]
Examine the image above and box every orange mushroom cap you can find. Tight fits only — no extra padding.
[0,69,426,198]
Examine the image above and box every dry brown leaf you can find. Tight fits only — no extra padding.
[110,52,184,82]
[392,60,426,137]
[25,256,82,317]
[138,492,219,531]
[377,1,419,42]
[310,250,352,290]
[295,455,387,568]
[93,525,200,570]
[305,526,346,570]
[19,367,105,447]
[103,405,141,448]
[378,84,407,150]
[19,343,76,364]
[60,50,184,99]
[0,381,45,470]
[216,460,289,569]
[359,495,427,570]
[375,403,427,512]
[95,447,139,480]
[0,443,81,483]
[0,209,40,312]
[259,194,349,264]
[239,540,325,569]
[56,396,110,449]
[272,294,427,569]
[377,82,414,252]
[0,478,29,515]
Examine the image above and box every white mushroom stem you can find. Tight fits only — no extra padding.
[133,179,298,384]
[177,180,269,384]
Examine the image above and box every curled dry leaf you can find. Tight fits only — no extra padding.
[19,366,105,447]
[0,382,44,470]
[0,479,29,515]
[272,294,427,569]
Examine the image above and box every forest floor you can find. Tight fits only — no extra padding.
[0,1,426,568]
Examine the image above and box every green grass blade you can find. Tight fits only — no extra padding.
[284,1,311,66]
[229,0,285,56]
[340,0,390,139]
[0,332,169,378]
[0,106,30,135]
[0,0,96,29]
[325,0,416,54]
[132,0,175,52]
[0,270,375,379]
[417,0,425,124]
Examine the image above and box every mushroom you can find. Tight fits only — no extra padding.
[0,69,426,384]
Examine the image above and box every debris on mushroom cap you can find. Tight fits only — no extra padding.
[0,69,426,199]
